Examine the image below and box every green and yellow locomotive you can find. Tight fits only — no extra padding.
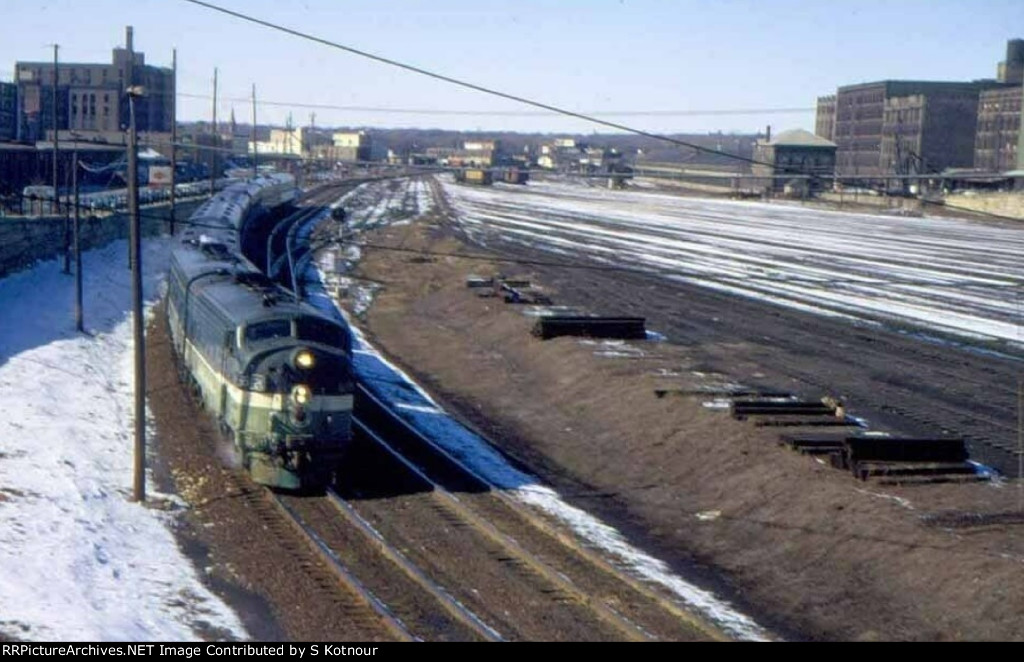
[166,174,353,490]
[167,242,354,490]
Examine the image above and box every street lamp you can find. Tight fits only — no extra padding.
[127,84,147,503]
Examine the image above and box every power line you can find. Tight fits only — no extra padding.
[177,0,1020,225]
[176,91,814,118]
[178,0,777,172]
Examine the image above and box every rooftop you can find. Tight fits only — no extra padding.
[768,129,836,148]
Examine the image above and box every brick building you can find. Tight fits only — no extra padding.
[830,80,1003,178]
[974,86,1023,172]
[13,27,173,142]
[0,82,16,142]
[328,131,371,162]
[974,40,1024,172]
[879,89,985,177]
[817,39,1024,179]
[752,128,836,193]
[814,95,836,142]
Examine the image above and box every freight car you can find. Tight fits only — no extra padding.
[503,167,529,185]
[455,168,493,186]
[167,175,354,490]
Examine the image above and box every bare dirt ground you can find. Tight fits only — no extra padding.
[340,198,1024,641]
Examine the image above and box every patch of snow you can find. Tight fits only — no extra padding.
[441,178,1024,350]
[0,239,247,641]
[854,488,914,511]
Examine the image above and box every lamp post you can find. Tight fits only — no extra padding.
[127,84,147,503]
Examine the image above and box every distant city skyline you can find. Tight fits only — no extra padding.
[1,0,1022,134]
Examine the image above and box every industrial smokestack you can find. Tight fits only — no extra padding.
[766,125,771,142]
[126,26,134,53]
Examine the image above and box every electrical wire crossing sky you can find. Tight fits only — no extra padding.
[1,0,1022,133]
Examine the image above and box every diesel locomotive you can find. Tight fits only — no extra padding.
[166,174,354,490]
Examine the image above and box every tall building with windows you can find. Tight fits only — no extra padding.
[831,80,1000,178]
[974,86,1023,172]
[0,82,16,141]
[815,95,836,141]
[974,40,1024,172]
[13,26,173,142]
[815,38,1022,178]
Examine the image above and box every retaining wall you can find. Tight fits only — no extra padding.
[0,200,204,279]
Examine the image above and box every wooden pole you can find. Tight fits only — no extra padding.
[210,67,218,195]
[73,143,82,332]
[169,48,177,234]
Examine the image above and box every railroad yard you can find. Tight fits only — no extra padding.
[5,1,1024,646]
[323,175,1024,640]
[3,175,1024,641]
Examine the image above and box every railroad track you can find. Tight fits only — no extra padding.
[264,182,356,287]
[474,231,1024,475]
[220,473,412,641]
[226,175,729,640]
[269,489,495,641]
[345,383,727,641]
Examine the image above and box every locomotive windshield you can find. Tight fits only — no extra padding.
[243,317,348,348]
[245,319,292,343]
[296,316,348,348]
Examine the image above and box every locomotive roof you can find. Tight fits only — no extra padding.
[170,243,336,329]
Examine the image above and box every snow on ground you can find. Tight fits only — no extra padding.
[303,179,772,641]
[442,178,1024,348]
[318,178,434,317]
[0,239,247,641]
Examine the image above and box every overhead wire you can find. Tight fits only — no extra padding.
[175,90,814,118]
[177,0,1024,224]
[178,0,782,173]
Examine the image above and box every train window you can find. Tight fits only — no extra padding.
[244,319,292,344]
[295,317,347,348]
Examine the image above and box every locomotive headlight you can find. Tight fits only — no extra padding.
[294,349,315,370]
[291,384,311,405]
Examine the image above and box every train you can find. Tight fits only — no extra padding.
[166,173,356,490]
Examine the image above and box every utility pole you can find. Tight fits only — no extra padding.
[251,83,258,179]
[73,140,83,332]
[127,85,146,503]
[126,28,135,271]
[53,44,63,250]
[62,143,71,274]
[210,67,218,195]
[169,48,177,235]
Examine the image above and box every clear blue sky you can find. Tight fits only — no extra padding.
[2,0,1022,134]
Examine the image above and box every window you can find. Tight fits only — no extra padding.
[296,316,347,348]
[244,319,292,344]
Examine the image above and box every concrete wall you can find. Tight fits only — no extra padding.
[816,191,1024,219]
[940,192,1024,220]
[0,199,204,279]
[818,191,924,214]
